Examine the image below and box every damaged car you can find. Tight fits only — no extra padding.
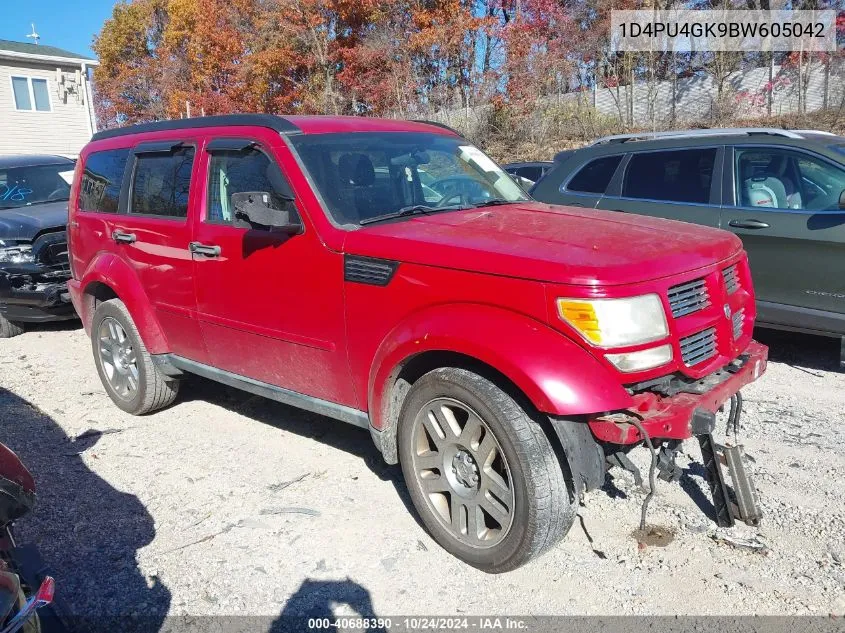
[0,156,77,338]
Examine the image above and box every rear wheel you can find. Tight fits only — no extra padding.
[398,367,574,573]
[0,314,24,338]
[91,299,179,415]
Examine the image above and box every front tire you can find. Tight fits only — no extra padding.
[398,367,574,573]
[0,314,24,338]
[91,299,179,415]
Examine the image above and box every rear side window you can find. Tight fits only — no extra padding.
[80,149,130,213]
[623,149,716,204]
[130,148,195,218]
[566,155,623,194]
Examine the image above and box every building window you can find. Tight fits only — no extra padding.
[11,76,52,112]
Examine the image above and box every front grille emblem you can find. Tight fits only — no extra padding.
[723,304,731,319]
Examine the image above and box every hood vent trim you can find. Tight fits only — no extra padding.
[344,255,399,286]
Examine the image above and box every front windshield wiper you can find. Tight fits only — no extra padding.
[471,198,518,208]
[359,204,465,226]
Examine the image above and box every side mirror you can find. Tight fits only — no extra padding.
[839,189,845,209]
[231,192,302,234]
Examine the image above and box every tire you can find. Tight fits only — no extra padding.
[91,298,179,415]
[397,367,575,573]
[0,314,24,338]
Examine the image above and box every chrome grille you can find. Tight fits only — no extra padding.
[667,278,710,318]
[723,264,740,294]
[732,308,745,340]
[680,327,717,366]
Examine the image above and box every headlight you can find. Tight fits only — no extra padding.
[556,294,669,347]
[0,241,34,264]
[606,344,673,372]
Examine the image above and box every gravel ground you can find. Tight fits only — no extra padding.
[1,322,844,624]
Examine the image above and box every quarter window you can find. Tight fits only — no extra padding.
[11,76,51,112]
[80,149,130,213]
[130,147,195,218]
[207,148,289,224]
[566,155,623,194]
[623,149,716,204]
[734,147,845,211]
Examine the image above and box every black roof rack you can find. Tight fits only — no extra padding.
[91,114,302,142]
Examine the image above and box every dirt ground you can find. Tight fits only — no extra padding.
[0,322,844,625]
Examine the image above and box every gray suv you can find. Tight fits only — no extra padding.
[531,128,845,363]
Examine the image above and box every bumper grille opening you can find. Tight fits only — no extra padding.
[723,264,740,294]
[32,231,70,273]
[668,278,709,318]
[732,308,745,340]
[680,327,717,366]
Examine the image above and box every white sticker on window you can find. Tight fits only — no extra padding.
[58,170,75,185]
[459,145,499,173]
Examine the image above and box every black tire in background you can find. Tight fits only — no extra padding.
[90,299,179,415]
[398,367,575,573]
[0,314,25,338]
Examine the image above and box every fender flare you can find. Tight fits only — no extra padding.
[368,303,633,438]
[77,253,170,353]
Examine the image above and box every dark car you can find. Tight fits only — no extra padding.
[503,161,554,188]
[0,155,77,338]
[531,128,845,364]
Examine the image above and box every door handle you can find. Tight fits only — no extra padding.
[728,219,770,230]
[112,230,137,244]
[189,242,221,257]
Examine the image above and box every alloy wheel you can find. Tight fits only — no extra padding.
[410,397,514,548]
[98,317,139,399]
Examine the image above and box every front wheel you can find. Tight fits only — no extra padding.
[398,367,575,573]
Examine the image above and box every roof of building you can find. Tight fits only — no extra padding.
[0,39,96,63]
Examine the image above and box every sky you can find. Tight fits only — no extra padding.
[0,0,116,58]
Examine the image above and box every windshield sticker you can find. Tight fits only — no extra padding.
[458,145,499,173]
[0,184,32,203]
[59,170,75,185]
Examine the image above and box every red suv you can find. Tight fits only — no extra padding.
[67,115,767,572]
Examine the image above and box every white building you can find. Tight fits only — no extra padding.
[0,39,98,158]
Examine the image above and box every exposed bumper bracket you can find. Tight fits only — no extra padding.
[697,431,762,528]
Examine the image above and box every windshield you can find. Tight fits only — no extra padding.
[288,132,529,226]
[0,163,75,209]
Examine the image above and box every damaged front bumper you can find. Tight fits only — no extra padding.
[588,340,768,444]
[590,340,769,529]
[0,267,76,323]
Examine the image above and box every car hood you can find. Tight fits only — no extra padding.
[0,201,69,240]
[344,202,742,286]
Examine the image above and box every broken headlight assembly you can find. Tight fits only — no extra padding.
[0,240,34,265]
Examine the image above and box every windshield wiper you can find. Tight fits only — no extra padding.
[359,204,464,226]
[471,198,516,208]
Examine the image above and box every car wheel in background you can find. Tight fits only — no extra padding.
[0,314,24,338]
[91,298,179,415]
[398,367,575,573]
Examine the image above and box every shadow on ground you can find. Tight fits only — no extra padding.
[16,320,82,336]
[177,376,423,528]
[0,387,169,632]
[271,578,386,632]
[754,328,841,373]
